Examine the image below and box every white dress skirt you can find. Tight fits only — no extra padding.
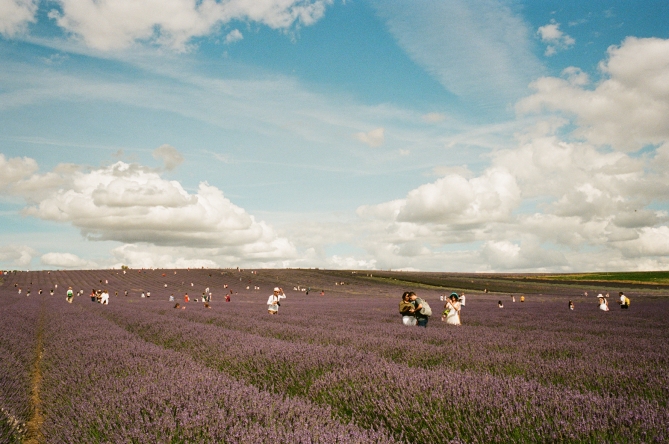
[599,302,609,311]
[402,315,417,326]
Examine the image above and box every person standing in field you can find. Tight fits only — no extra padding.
[90,289,96,302]
[399,292,416,326]
[66,286,74,303]
[409,292,430,328]
[569,300,575,310]
[444,293,461,325]
[100,290,109,305]
[184,293,190,303]
[598,296,609,311]
[267,287,285,315]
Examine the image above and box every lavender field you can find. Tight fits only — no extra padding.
[1,268,668,443]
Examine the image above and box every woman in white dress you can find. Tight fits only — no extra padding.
[444,293,461,325]
[598,296,609,311]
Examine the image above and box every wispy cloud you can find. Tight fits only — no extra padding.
[370,0,544,114]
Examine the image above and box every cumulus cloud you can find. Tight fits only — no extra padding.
[0,153,39,190]
[359,168,521,227]
[7,158,297,265]
[0,0,37,37]
[224,29,243,44]
[0,244,38,267]
[517,37,669,152]
[537,21,575,56]
[40,252,97,268]
[354,127,385,148]
[152,144,184,170]
[47,0,333,51]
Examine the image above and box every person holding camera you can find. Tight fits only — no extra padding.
[267,287,285,315]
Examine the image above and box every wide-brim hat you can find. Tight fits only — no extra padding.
[450,292,459,300]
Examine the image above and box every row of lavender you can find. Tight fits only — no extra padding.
[28,294,395,443]
[0,295,39,442]
[97,296,669,443]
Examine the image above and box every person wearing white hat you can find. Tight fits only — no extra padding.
[267,287,285,315]
[598,295,609,311]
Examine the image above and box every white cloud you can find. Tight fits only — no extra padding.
[422,112,447,123]
[9,158,297,264]
[0,153,39,190]
[152,144,184,170]
[537,21,575,56]
[517,37,669,152]
[48,0,333,51]
[0,0,37,37]
[224,29,243,44]
[40,252,96,268]
[359,167,521,227]
[354,127,385,148]
[370,0,544,111]
[0,244,38,267]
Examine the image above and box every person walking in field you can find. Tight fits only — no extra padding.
[443,293,461,325]
[66,286,74,303]
[399,292,416,326]
[267,287,285,315]
[409,292,430,327]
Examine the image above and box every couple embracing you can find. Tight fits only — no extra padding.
[399,291,431,327]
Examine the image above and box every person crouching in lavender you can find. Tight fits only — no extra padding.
[399,292,416,326]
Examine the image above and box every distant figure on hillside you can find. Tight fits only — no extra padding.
[619,292,630,309]
[101,290,109,305]
[267,287,285,315]
[409,292,430,327]
[169,295,174,302]
[320,290,325,296]
[498,300,504,308]
[443,293,461,325]
[569,300,575,310]
[184,293,190,303]
[141,292,145,298]
[225,294,231,302]
[174,303,181,309]
[460,293,466,306]
[512,295,516,303]
[90,289,96,302]
[18,288,21,294]
[520,295,525,302]
[598,296,609,311]
[399,292,416,326]
[66,287,74,304]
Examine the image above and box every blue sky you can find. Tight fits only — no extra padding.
[1,0,669,271]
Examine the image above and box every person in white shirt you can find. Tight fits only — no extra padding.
[267,287,285,315]
[100,290,110,305]
[598,296,609,311]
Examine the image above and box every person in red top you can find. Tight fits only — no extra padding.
[225,294,231,302]
[184,293,190,303]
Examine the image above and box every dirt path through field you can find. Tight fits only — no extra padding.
[24,298,45,444]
